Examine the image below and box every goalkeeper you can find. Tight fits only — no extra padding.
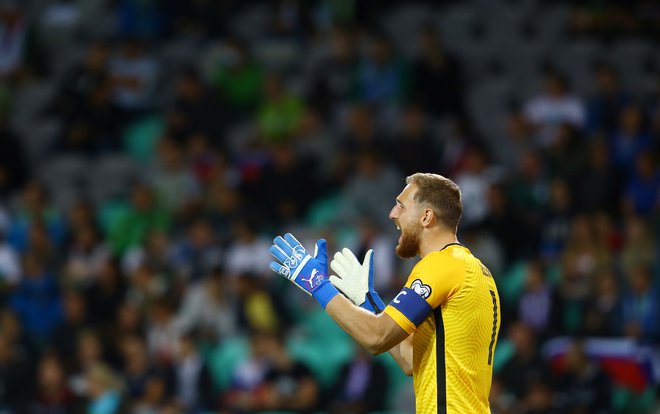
[269,173,501,414]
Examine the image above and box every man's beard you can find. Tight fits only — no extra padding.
[396,221,422,259]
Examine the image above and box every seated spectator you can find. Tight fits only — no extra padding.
[63,225,108,288]
[620,215,656,275]
[209,39,264,115]
[51,290,88,365]
[51,42,110,120]
[76,363,127,414]
[119,334,165,400]
[170,219,222,283]
[257,73,305,145]
[610,104,651,176]
[130,373,172,414]
[223,218,271,279]
[326,346,388,414]
[586,63,631,134]
[176,267,237,343]
[584,270,623,337]
[109,184,170,254]
[356,33,409,106]
[523,70,585,148]
[622,266,660,343]
[390,104,442,177]
[539,179,573,260]
[572,139,621,215]
[171,333,215,413]
[0,329,32,411]
[622,152,660,217]
[9,252,62,342]
[147,137,200,216]
[116,0,166,38]
[0,2,42,81]
[308,26,359,117]
[7,181,66,253]
[260,330,320,414]
[69,330,106,396]
[109,38,159,113]
[85,258,127,328]
[171,68,226,142]
[221,330,276,412]
[499,322,551,400]
[454,147,495,227]
[28,353,75,414]
[411,28,464,119]
[554,340,612,413]
[236,273,286,333]
[247,144,316,225]
[334,151,401,230]
[518,261,553,334]
[145,298,183,365]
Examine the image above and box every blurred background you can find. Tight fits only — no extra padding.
[0,0,659,413]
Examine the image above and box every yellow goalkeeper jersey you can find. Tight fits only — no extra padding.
[384,243,500,414]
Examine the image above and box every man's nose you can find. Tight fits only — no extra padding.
[389,206,397,220]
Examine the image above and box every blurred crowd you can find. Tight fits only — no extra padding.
[0,0,659,413]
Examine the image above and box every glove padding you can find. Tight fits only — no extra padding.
[330,248,386,313]
[270,233,329,295]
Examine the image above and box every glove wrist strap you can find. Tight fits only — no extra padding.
[313,281,339,309]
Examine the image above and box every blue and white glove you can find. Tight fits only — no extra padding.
[269,233,339,309]
[330,248,386,313]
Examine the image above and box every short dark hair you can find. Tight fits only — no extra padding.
[406,173,462,231]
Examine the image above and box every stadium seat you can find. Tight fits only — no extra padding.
[37,154,90,210]
[87,155,140,204]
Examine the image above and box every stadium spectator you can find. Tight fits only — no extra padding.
[171,333,215,412]
[259,329,320,413]
[208,39,264,115]
[176,267,237,343]
[586,63,631,134]
[147,136,200,216]
[257,73,305,145]
[411,28,464,119]
[523,70,585,148]
[554,340,612,414]
[499,322,551,400]
[390,104,442,177]
[0,329,32,411]
[623,152,660,217]
[109,38,159,114]
[9,252,62,342]
[28,353,75,414]
[78,362,127,414]
[610,104,652,176]
[621,266,660,343]
[109,184,170,254]
[308,26,359,117]
[571,139,621,215]
[518,262,553,334]
[51,290,88,362]
[171,68,226,143]
[326,346,388,414]
[356,33,409,107]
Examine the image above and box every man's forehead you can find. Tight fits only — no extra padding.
[398,184,417,201]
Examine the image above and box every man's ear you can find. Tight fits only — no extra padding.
[421,208,434,227]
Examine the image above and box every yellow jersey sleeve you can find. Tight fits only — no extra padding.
[384,248,467,334]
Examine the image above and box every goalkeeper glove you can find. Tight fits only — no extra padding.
[269,232,339,309]
[330,248,386,313]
